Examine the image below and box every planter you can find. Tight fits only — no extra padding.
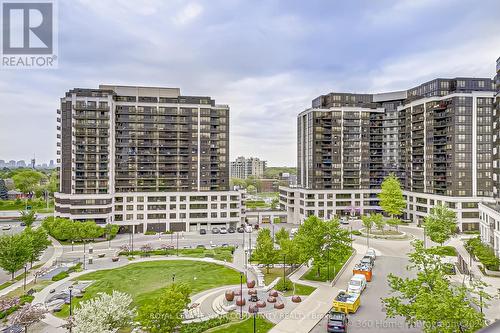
[247,288,257,295]
[256,300,266,308]
[246,280,256,288]
[267,296,276,303]
[291,295,302,303]
[274,302,284,309]
[269,290,278,297]
[225,290,235,301]
[235,297,246,306]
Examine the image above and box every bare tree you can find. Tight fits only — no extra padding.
[13,303,47,333]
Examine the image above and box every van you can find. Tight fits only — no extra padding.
[347,274,367,294]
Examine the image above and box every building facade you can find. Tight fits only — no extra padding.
[282,75,497,231]
[230,156,267,179]
[55,85,243,232]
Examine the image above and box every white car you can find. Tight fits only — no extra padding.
[347,274,367,294]
[220,227,228,234]
[366,248,376,261]
[1,225,12,231]
[340,217,349,225]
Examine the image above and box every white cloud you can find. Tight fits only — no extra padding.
[172,2,203,26]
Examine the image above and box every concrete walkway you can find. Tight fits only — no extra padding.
[0,236,63,297]
[269,242,365,333]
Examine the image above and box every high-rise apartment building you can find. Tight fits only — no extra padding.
[479,57,500,257]
[281,74,497,231]
[230,156,267,179]
[55,85,243,233]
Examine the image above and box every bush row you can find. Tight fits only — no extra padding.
[466,237,500,271]
[180,315,231,333]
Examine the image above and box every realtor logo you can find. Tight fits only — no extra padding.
[1,0,58,68]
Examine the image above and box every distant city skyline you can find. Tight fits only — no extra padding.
[0,159,56,169]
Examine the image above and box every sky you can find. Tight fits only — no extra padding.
[1,0,500,166]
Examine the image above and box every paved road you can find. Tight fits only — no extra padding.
[310,255,420,333]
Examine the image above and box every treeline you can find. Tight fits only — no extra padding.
[42,217,119,242]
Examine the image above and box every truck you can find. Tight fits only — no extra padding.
[333,290,360,314]
[353,262,373,282]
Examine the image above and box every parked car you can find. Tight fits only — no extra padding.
[1,225,11,231]
[327,310,348,333]
[220,227,228,234]
[347,274,367,294]
[196,244,206,249]
[211,227,220,234]
[199,228,207,235]
[228,226,236,233]
[221,243,229,248]
[340,217,349,225]
[365,248,376,261]
[360,255,374,266]
[20,222,26,227]
[237,227,245,233]
[245,225,253,233]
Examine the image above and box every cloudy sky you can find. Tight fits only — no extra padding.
[1,0,500,166]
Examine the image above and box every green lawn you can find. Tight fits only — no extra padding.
[262,267,285,285]
[274,277,316,296]
[206,315,274,333]
[56,260,243,317]
[0,199,54,212]
[120,246,235,262]
[302,250,353,282]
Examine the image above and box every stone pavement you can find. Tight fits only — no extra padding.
[269,242,366,333]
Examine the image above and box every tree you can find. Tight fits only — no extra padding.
[270,198,279,210]
[383,240,486,333]
[246,185,257,195]
[378,174,406,221]
[23,227,51,267]
[139,283,191,333]
[423,204,457,246]
[230,178,246,189]
[104,224,119,240]
[323,219,353,277]
[294,216,327,276]
[12,170,43,196]
[71,291,136,333]
[275,227,289,245]
[252,229,277,273]
[0,233,31,280]
[13,303,46,333]
[19,210,37,228]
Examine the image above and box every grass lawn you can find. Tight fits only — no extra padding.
[302,250,353,282]
[0,199,54,212]
[370,229,403,236]
[206,315,274,333]
[262,267,285,285]
[274,277,316,296]
[55,260,243,318]
[121,246,235,262]
[429,245,457,257]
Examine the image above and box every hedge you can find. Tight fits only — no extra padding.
[466,237,500,271]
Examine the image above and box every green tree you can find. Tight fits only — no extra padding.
[19,210,37,228]
[104,224,119,240]
[23,227,51,267]
[323,219,352,278]
[270,198,279,210]
[47,170,59,195]
[294,216,328,277]
[361,214,373,247]
[275,227,289,244]
[12,170,43,196]
[230,178,247,189]
[383,240,486,333]
[139,283,191,333]
[252,229,277,273]
[246,185,257,195]
[0,233,31,280]
[378,174,406,223]
[423,204,457,246]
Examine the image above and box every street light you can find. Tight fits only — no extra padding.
[172,273,176,284]
[69,285,74,316]
[283,254,287,291]
[23,264,27,290]
[176,232,179,256]
[253,306,259,333]
[240,272,243,319]
[327,247,330,283]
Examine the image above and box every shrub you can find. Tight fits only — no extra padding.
[466,237,500,271]
[351,230,362,236]
[144,231,156,235]
[428,246,457,257]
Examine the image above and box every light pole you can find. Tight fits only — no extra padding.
[71,240,74,252]
[176,232,179,256]
[240,272,243,319]
[69,285,73,316]
[172,273,176,284]
[327,247,330,283]
[83,241,86,270]
[253,306,259,333]
[423,225,427,249]
[283,254,287,291]
[23,264,27,290]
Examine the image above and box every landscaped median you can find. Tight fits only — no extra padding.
[118,245,235,262]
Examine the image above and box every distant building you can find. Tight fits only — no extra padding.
[230,156,266,179]
[0,180,8,200]
[258,179,279,193]
[49,160,55,168]
[16,160,26,168]
[280,172,297,186]
[7,190,23,200]
[8,160,16,168]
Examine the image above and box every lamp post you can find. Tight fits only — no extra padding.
[240,272,243,319]
[327,247,330,283]
[23,264,27,290]
[423,225,427,249]
[69,285,73,316]
[83,241,86,270]
[172,273,176,284]
[253,307,259,333]
[283,254,287,291]
[176,232,179,256]
[71,240,74,251]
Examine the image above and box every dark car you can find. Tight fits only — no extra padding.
[20,222,26,227]
[237,227,245,233]
[327,311,348,333]
[199,228,207,235]
[211,227,220,234]
[228,227,236,233]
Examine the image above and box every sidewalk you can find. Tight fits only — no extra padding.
[0,236,63,298]
[269,242,366,333]
[448,237,500,322]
